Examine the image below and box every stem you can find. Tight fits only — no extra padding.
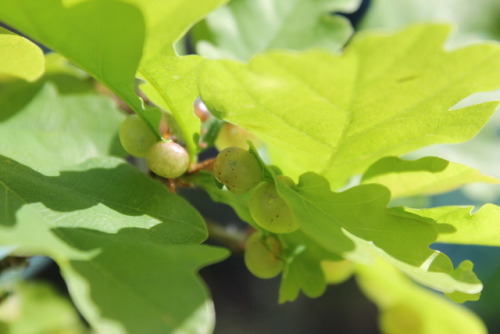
[188,158,215,174]
[205,219,250,252]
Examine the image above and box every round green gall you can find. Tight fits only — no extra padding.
[119,114,157,158]
[215,123,260,150]
[244,232,284,279]
[146,141,189,178]
[213,146,263,194]
[249,181,299,234]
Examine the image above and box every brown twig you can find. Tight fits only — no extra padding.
[205,219,251,252]
[188,158,216,175]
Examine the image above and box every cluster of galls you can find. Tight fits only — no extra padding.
[118,115,189,178]
[213,146,300,278]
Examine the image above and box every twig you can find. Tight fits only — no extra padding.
[205,219,251,252]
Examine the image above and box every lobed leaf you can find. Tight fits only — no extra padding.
[0,83,125,175]
[408,204,500,247]
[132,0,226,157]
[0,0,145,113]
[188,171,337,302]
[278,172,481,297]
[199,24,500,187]
[0,0,232,157]
[359,0,500,45]
[119,0,227,62]
[356,258,487,334]
[278,232,340,303]
[139,55,206,159]
[192,0,360,61]
[193,144,482,300]
[0,156,228,334]
[0,84,228,333]
[361,156,499,198]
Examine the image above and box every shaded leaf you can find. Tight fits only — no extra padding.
[0,0,145,116]
[193,0,360,61]
[0,156,228,333]
[361,156,499,198]
[0,83,125,175]
[278,232,339,303]
[359,0,500,45]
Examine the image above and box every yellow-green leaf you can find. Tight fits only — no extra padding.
[0,27,44,82]
[361,156,499,198]
[199,24,500,187]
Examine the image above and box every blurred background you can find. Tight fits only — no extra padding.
[1,0,499,333]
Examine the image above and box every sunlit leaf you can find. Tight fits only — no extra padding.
[356,258,487,334]
[361,156,499,198]
[140,55,205,158]
[408,204,500,247]
[0,27,44,82]
[199,24,500,187]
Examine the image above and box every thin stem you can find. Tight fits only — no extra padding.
[205,219,251,253]
[188,158,215,174]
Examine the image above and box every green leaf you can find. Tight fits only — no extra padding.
[0,282,87,334]
[0,0,227,144]
[444,261,481,303]
[140,55,206,159]
[188,171,338,302]
[356,258,487,334]
[0,77,227,332]
[0,156,228,333]
[0,27,44,82]
[199,24,500,187]
[131,0,226,157]
[321,259,354,284]
[0,83,125,175]
[0,0,145,114]
[278,232,339,303]
[122,0,227,62]
[192,0,360,61]
[359,0,500,44]
[245,143,483,298]
[280,172,481,296]
[194,145,481,300]
[361,156,499,198]
[407,204,500,246]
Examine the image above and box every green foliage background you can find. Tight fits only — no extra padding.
[0,0,499,333]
